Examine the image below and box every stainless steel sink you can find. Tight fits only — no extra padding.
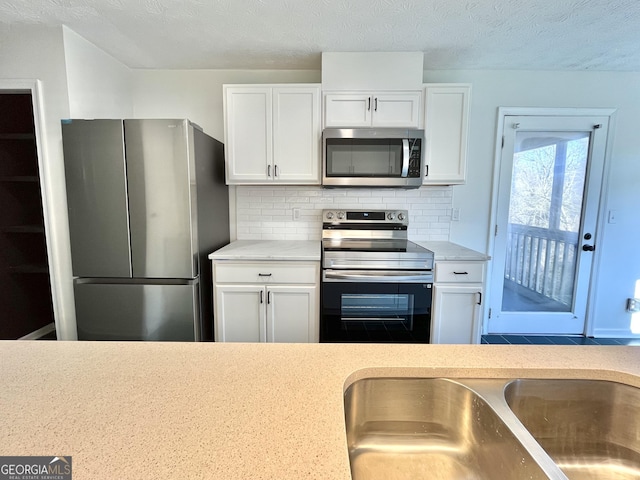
[504,379,640,480]
[344,378,551,480]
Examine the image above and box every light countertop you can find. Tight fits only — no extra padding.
[209,240,487,262]
[1,341,639,479]
[209,240,321,261]
[414,240,490,261]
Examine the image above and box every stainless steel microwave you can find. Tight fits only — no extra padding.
[322,128,424,188]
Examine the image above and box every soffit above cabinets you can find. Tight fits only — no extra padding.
[321,52,424,91]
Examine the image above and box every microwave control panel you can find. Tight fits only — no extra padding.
[408,139,422,178]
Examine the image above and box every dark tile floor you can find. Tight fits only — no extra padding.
[482,334,640,346]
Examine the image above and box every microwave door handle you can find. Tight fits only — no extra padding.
[401,138,409,177]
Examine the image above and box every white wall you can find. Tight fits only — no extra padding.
[424,70,640,337]
[0,25,76,339]
[132,69,320,139]
[62,26,133,118]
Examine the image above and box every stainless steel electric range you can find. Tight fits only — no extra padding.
[320,209,434,343]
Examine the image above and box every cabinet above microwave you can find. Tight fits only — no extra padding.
[323,91,422,129]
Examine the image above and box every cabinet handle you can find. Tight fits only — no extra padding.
[453,271,469,275]
[477,292,482,305]
[274,164,279,177]
[425,165,429,177]
[267,291,271,304]
[367,97,371,111]
[374,97,378,111]
[258,273,272,277]
[260,290,264,304]
[267,165,271,177]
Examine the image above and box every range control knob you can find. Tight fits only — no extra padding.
[387,212,395,221]
[397,212,405,221]
[326,211,334,220]
[337,211,345,220]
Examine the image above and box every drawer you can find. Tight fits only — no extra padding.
[435,261,485,283]
[214,262,318,284]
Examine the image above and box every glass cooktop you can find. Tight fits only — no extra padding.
[322,238,430,254]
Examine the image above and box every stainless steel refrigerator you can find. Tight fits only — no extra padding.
[62,119,229,341]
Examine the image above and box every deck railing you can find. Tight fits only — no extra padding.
[504,224,579,307]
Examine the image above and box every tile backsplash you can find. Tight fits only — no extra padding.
[235,185,453,241]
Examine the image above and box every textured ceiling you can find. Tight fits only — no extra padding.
[0,0,639,70]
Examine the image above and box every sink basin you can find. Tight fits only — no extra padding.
[344,378,549,480]
[504,379,640,480]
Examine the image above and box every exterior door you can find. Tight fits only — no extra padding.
[488,114,610,334]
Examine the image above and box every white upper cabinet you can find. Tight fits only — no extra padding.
[321,52,424,129]
[272,87,321,183]
[323,91,422,128]
[224,84,321,184]
[225,86,272,183]
[422,84,471,185]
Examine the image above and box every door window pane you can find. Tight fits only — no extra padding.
[502,131,590,312]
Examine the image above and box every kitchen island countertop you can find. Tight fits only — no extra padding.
[1,341,639,479]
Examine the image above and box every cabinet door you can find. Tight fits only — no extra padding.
[323,93,372,128]
[272,87,321,183]
[371,92,422,128]
[422,84,470,185]
[224,87,272,183]
[431,284,482,344]
[215,285,265,342]
[266,285,318,342]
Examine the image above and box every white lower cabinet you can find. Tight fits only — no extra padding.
[213,261,319,342]
[431,261,485,344]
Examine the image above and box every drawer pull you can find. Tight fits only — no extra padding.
[477,291,482,305]
[453,271,469,275]
[258,273,272,277]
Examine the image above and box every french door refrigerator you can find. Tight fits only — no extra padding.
[62,119,229,341]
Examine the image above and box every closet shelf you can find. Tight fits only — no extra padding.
[1,225,45,233]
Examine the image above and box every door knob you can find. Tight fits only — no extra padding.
[582,244,595,252]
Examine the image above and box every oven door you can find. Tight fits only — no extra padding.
[321,270,432,343]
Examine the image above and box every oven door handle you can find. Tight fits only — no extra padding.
[323,270,433,283]
[401,138,410,178]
